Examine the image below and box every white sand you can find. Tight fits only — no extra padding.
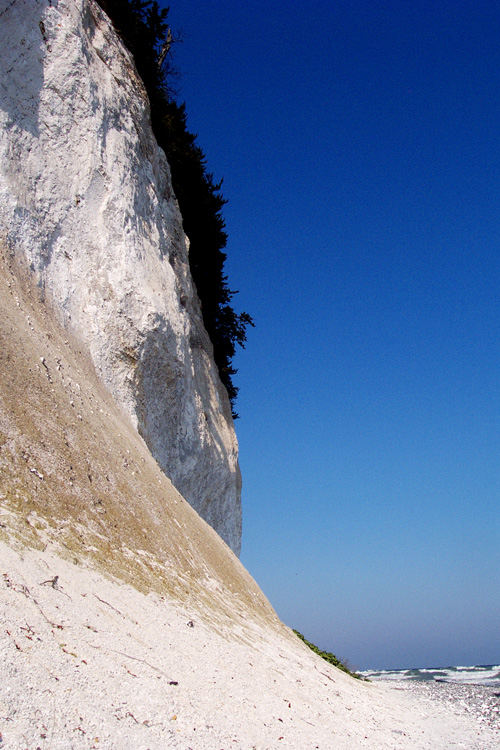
[1,541,498,749]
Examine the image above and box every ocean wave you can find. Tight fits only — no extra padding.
[360,664,500,686]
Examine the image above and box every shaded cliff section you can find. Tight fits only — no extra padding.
[0,242,277,633]
[0,0,241,553]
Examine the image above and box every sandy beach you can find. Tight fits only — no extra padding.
[383,679,500,738]
[1,540,498,749]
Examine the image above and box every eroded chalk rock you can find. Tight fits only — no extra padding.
[0,0,241,553]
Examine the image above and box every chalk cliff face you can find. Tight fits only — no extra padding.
[0,0,241,553]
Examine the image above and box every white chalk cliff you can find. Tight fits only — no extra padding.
[0,0,241,553]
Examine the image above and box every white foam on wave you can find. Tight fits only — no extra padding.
[360,670,411,681]
[419,668,447,674]
[360,665,500,686]
[447,667,500,685]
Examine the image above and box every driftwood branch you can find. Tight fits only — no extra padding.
[93,593,125,617]
[108,648,173,680]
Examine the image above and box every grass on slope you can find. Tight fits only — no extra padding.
[293,630,363,680]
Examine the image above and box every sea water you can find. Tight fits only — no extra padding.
[360,664,500,687]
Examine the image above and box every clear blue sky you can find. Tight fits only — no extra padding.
[160,0,499,670]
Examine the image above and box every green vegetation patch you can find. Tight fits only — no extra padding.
[293,630,363,680]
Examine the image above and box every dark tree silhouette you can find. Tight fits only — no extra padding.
[97,0,253,416]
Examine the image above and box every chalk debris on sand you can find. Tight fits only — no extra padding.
[0,542,498,749]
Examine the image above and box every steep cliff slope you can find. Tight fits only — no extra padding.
[0,0,241,553]
[0,244,271,627]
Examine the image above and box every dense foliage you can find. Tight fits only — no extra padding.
[293,630,362,679]
[97,0,253,415]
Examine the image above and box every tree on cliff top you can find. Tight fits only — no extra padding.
[97,0,253,416]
